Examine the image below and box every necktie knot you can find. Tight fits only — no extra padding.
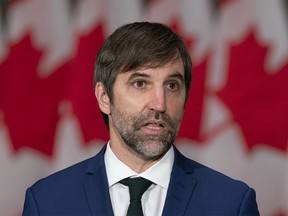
[120,177,153,216]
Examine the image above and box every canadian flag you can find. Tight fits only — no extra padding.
[0,0,287,215]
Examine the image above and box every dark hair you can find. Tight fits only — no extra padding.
[94,22,192,128]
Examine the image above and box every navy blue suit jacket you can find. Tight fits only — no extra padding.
[23,145,259,215]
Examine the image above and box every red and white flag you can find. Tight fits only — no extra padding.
[0,0,287,215]
[208,1,288,215]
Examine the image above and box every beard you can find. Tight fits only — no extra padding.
[110,107,182,161]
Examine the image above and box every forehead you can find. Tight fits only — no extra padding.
[121,59,185,79]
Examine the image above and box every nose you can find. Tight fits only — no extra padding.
[148,87,167,113]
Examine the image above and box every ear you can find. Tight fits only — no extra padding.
[95,82,111,115]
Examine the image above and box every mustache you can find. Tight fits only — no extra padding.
[132,111,177,130]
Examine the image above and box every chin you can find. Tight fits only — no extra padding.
[136,141,171,161]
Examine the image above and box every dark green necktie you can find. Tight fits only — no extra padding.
[120,177,153,216]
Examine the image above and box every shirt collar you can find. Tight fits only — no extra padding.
[104,141,174,189]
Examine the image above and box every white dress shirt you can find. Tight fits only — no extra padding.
[104,142,174,216]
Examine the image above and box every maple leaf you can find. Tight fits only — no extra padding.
[179,57,208,142]
[0,34,67,155]
[67,24,109,143]
[170,20,208,142]
[0,25,108,156]
[217,30,288,152]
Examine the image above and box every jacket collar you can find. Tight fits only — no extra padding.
[83,145,114,216]
[162,146,197,215]
[83,145,197,216]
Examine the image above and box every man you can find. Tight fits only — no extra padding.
[23,22,259,215]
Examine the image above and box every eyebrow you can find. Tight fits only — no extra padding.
[126,71,184,83]
[168,72,185,83]
[127,72,150,82]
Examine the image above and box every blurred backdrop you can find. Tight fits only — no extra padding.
[0,0,288,215]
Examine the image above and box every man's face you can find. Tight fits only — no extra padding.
[109,60,186,161]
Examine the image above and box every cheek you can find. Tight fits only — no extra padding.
[171,105,185,121]
[167,94,186,113]
[113,90,148,113]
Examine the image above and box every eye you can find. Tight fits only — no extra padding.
[166,81,179,91]
[132,80,146,89]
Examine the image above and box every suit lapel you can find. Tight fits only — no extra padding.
[83,145,114,216]
[82,145,197,215]
[162,147,197,216]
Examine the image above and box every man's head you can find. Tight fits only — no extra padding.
[94,22,192,128]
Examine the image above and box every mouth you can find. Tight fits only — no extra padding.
[139,120,167,135]
[145,122,164,129]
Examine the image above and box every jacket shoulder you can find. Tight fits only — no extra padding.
[171,147,259,215]
[30,157,93,193]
